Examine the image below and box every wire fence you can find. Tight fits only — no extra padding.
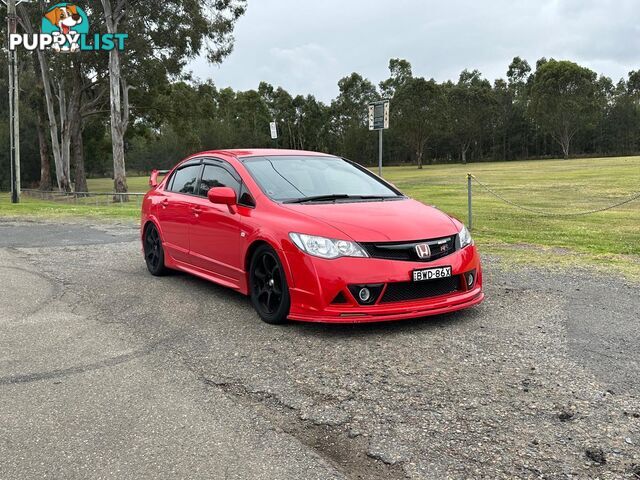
[467,173,640,229]
[22,189,147,207]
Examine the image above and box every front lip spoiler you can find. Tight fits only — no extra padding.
[288,290,484,324]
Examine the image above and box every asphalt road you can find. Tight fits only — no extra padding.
[0,219,638,479]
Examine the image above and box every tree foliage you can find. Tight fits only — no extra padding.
[5,54,640,191]
[529,60,599,158]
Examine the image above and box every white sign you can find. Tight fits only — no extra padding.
[368,100,390,131]
[270,121,278,140]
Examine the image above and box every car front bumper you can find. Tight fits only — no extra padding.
[282,243,484,324]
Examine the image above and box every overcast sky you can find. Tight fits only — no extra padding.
[189,0,640,103]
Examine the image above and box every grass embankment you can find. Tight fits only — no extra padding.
[1,156,638,278]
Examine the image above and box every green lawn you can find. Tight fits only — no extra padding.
[85,176,152,193]
[383,156,640,278]
[1,156,639,278]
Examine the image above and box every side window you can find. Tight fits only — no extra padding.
[239,183,256,207]
[169,165,201,195]
[199,165,240,197]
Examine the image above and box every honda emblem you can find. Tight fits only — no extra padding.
[415,243,431,260]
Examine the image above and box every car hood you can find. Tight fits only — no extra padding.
[281,199,459,242]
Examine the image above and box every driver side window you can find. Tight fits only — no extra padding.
[198,165,240,197]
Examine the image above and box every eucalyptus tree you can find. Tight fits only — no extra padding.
[17,1,107,192]
[448,70,495,163]
[379,58,413,98]
[393,77,445,168]
[529,60,599,159]
[331,73,379,163]
[98,0,247,197]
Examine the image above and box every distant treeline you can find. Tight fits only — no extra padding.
[2,56,640,191]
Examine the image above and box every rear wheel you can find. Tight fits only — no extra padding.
[249,245,290,325]
[144,224,168,276]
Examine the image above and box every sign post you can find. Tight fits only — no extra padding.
[269,121,278,148]
[5,0,20,203]
[368,100,390,177]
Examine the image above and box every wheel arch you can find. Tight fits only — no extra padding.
[244,237,295,292]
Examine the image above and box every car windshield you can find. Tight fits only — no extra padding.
[242,156,403,203]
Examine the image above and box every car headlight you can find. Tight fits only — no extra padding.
[289,233,368,259]
[459,225,473,248]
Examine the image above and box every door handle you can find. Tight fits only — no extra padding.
[191,206,202,216]
[161,199,169,209]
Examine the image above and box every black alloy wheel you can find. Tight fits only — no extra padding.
[250,245,290,324]
[144,224,168,276]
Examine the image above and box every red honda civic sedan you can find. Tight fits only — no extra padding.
[141,149,484,324]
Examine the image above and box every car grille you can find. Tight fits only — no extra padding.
[380,276,461,303]
[361,235,457,262]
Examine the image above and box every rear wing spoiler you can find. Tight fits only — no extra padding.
[149,170,170,188]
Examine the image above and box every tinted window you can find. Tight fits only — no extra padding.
[198,165,240,197]
[243,156,400,202]
[238,183,256,207]
[169,165,201,195]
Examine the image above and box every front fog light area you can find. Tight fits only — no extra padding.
[465,270,477,289]
[348,284,384,305]
[359,288,371,303]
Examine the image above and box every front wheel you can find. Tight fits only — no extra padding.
[249,245,290,325]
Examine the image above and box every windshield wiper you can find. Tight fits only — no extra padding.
[283,194,400,204]
[284,194,351,204]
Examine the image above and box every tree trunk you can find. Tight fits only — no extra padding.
[36,112,52,191]
[109,48,128,199]
[58,80,73,188]
[461,144,468,164]
[70,61,88,194]
[71,113,87,194]
[416,143,424,169]
[102,0,129,200]
[19,4,69,191]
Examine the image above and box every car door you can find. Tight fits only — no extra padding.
[157,163,203,264]
[188,161,245,284]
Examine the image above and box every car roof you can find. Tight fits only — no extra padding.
[193,149,336,159]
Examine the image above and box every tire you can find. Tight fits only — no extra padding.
[249,245,291,325]
[144,223,168,276]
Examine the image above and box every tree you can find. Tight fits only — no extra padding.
[448,70,494,163]
[98,0,247,198]
[18,1,107,193]
[529,60,599,159]
[393,77,445,168]
[331,73,379,163]
[380,58,413,98]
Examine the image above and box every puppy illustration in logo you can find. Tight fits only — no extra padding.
[43,4,85,52]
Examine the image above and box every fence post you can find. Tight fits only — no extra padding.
[467,174,473,231]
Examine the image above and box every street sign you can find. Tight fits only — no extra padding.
[270,121,278,140]
[368,100,390,177]
[368,100,390,131]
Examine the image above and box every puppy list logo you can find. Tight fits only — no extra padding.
[9,3,127,53]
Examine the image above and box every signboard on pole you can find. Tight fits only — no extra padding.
[368,100,390,177]
[368,100,390,131]
[269,121,278,140]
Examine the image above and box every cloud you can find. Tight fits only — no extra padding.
[188,0,640,101]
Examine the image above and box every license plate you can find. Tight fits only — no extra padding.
[413,266,452,282]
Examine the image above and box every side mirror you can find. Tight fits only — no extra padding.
[208,187,237,206]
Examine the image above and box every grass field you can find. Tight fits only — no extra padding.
[1,156,639,277]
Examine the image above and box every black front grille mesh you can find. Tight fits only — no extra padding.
[380,276,460,303]
[362,236,457,262]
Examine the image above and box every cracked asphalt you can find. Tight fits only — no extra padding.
[0,219,639,479]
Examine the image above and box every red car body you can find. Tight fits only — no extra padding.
[141,149,484,323]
